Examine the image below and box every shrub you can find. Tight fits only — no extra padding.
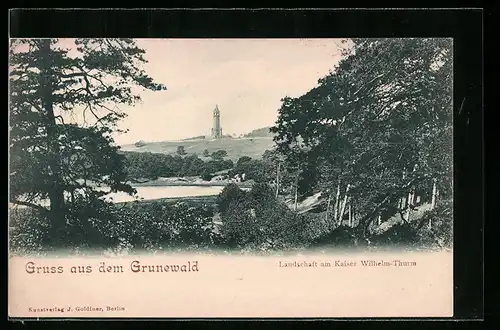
[415,199,453,249]
[216,183,247,214]
[370,199,453,249]
[9,208,50,254]
[370,223,420,248]
[211,149,227,160]
[311,225,359,248]
[218,183,310,250]
[201,170,214,181]
[9,201,217,254]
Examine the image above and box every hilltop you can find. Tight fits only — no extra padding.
[121,127,276,160]
[121,136,275,161]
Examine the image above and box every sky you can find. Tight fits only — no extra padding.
[12,38,348,145]
[107,38,348,145]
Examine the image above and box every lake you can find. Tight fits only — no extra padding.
[10,185,241,208]
[105,185,227,203]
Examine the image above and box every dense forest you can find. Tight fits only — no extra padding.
[9,38,453,254]
[123,151,234,181]
[268,38,453,246]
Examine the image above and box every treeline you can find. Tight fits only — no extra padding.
[9,182,452,254]
[243,126,275,138]
[216,183,452,250]
[122,149,294,185]
[123,151,234,181]
[269,38,453,243]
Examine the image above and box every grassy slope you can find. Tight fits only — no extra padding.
[120,137,275,161]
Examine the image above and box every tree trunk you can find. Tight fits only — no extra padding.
[377,214,382,226]
[339,183,351,225]
[275,161,280,198]
[333,180,341,222]
[39,40,66,240]
[399,196,408,222]
[431,178,438,210]
[325,192,332,224]
[352,200,356,227]
[348,203,352,227]
[404,164,418,222]
[294,174,299,211]
[405,191,412,221]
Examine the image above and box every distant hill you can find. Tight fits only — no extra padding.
[182,135,206,141]
[243,127,275,138]
[120,136,275,161]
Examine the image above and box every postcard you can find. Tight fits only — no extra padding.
[8,38,453,318]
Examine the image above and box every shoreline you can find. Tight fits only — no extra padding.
[117,195,219,205]
[130,179,254,189]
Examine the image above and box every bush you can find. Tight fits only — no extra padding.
[9,201,217,254]
[415,199,453,249]
[201,170,213,181]
[216,183,247,214]
[9,208,51,254]
[311,225,359,248]
[370,199,453,249]
[211,149,227,160]
[218,183,309,250]
[236,156,252,166]
[371,223,420,248]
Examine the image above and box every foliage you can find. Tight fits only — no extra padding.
[414,199,453,248]
[123,151,233,180]
[271,38,453,242]
[218,183,309,250]
[215,183,248,214]
[176,146,186,155]
[9,201,216,253]
[9,38,166,241]
[200,170,214,182]
[211,149,228,160]
[10,38,454,254]
[243,126,275,138]
[311,225,359,248]
[236,156,252,166]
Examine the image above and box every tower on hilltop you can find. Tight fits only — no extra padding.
[211,104,222,139]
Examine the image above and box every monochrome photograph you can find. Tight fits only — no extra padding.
[8,37,453,257]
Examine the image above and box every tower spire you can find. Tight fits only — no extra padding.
[211,104,222,139]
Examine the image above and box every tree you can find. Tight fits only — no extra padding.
[216,183,248,215]
[134,140,146,147]
[200,170,213,182]
[236,156,252,166]
[202,149,210,157]
[176,146,186,155]
[9,38,166,242]
[271,38,453,241]
[211,149,228,160]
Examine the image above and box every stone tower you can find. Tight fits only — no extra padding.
[211,104,222,139]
